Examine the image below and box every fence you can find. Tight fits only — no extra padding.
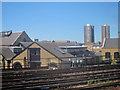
[1,55,120,70]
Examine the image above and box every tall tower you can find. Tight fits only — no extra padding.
[102,24,110,44]
[84,24,94,43]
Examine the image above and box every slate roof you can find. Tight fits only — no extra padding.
[20,42,75,60]
[103,38,120,49]
[38,42,75,58]
[0,47,16,60]
[0,31,32,46]
[0,32,23,46]
[20,42,33,48]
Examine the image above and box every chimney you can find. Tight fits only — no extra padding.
[34,39,39,42]
[52,40,55,42]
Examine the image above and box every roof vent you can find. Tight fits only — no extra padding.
[0,30,12,37]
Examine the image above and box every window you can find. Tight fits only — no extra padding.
[114,52,119,59]
[105,52,111,59]
[30,48,40,55]
[35,49,40,55]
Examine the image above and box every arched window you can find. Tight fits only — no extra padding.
[12,62,22,70]
[114,52,119,60]
[105,52,111,59]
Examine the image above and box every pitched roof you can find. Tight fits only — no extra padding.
[20,42,75,60]
[20,42,33,48]
[0,31,22,46]
[0,47,16,60]
[0,31,32,46]
[103,38,120,49]
[41,41,80,46]
[38,42,75,58]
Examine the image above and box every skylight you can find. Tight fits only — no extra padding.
[54,48,65,54]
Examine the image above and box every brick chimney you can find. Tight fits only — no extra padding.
[34,39,39,42]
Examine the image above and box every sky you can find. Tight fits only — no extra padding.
[2,2,118,43]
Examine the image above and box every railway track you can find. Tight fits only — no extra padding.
[1,64,120,90]
[2,64,120,78]
[2,69,120,83]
